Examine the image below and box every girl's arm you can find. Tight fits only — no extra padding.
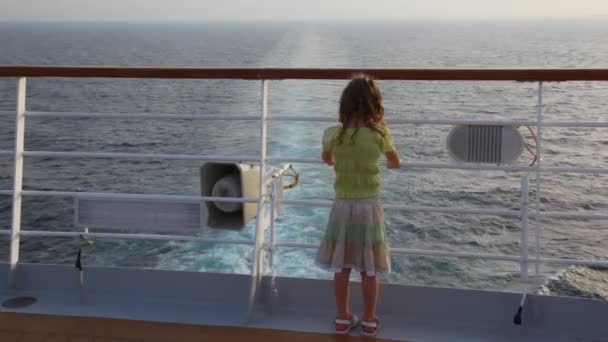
[385,149,401,169]
[321,126,337,166]
[322,151,335,166]
[380,126,400,168]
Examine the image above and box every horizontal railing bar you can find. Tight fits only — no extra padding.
[14,112,608,128]
[272,241,317,248]
[18,230,254,245]
[275,116,540,125]
[2,66,608,81]
[0,230,10,235]
[285,198,608,220]
[539,256,608,267]
[281,199,333,207]
[272,116,608,128]
[539,212,608,220]
[270,116,333,123]
[2,170,270,196]
[270,157,608,174]
[0,110,13,116]
[273,242,520,261]
[393,250,608,267]
[273,241,519,260]
[542,121,608,128]
[5,171,274,198]
[24,151,259,162]
[272,242,608,266]
[541,166,608,174]
[21,190,259,203]
[25,111,260,121]
[0,150,13,156]
[11,152,608,174]
[281,199,520,217]
[390,247,522,261]
[384,204,519,217]
[282,199,608,220]
[270,157,532,170]
[5,190,607,220]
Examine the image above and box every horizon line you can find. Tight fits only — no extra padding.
[2,16,608,23]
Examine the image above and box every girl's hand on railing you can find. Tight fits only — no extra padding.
[385,150,401,169]
[322,151,335,166]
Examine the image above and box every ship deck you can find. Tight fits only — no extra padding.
[1,312,396,342]
[2,264,608,342]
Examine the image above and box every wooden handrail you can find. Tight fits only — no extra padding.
[1,65,608,81]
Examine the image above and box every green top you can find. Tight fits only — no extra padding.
[322,125,395,199]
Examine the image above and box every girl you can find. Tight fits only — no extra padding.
[316,74,401,337]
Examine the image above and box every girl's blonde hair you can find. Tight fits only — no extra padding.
[337,73,385,145]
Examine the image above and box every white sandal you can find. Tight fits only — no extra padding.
[361,318,380,337]
[334,314,360,334]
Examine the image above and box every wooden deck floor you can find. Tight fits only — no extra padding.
[0,312,398,342]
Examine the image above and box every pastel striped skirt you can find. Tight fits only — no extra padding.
[315,196,391,276]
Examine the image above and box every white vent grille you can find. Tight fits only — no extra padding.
[447,125,523,164]
[467,125,502,163]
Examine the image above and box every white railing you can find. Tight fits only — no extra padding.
[1,68,607,315]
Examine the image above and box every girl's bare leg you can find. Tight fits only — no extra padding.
[334,268,352,329]
[361,272,379,333]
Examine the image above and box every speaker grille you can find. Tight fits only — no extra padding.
[466,125,503,163]
[447,125,523,164]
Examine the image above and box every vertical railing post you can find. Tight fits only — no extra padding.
[268,175,279,312]
[269,178,276,270]
[247,79,269,321]
[519,175,530,281]
[9,77,27,287]
[534,81,544,276]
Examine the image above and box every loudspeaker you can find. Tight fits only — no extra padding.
[200,163,260,230]
[447,125,523,164]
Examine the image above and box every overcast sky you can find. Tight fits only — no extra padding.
[2,0,608,21]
